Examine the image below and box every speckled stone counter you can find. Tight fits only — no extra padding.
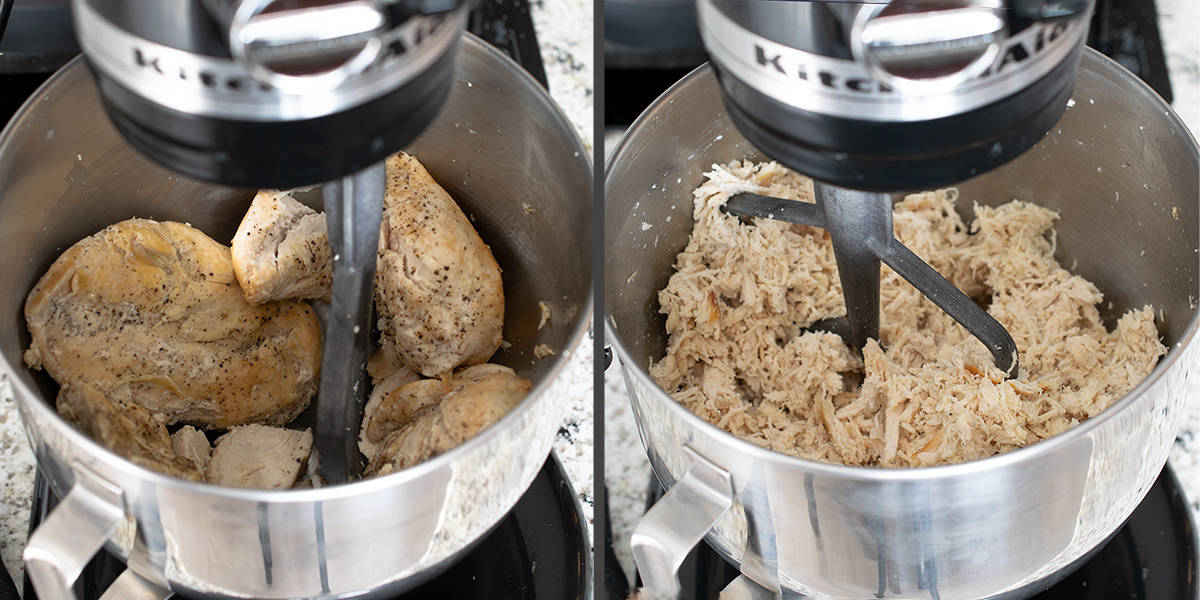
[604,0,1200,584]
[535,0,596,549]
[0,378,36,590]
[0,0,595,587]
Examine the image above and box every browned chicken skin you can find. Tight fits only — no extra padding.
[25,219,322,429]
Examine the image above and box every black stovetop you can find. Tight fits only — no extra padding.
[608,465,1198,600]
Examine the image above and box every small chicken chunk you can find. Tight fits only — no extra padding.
[24,219,322,429]
[206,424,313,489]
[363,364,530,475]
[57,383,201,480]
[367,341,407,384]
[375,153,505,377]
[230,189,332,305]
[360,378,447,460]
[359,365,422,459]
[171,426,212,472]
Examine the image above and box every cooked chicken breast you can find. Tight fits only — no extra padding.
[361,378,447,459]
[376,153,505,377]
[367,341,407,384]
[226,154,503,377]
[171,426,212,472]
[231,189,332,305]
[57,382,201,480]
[358,365,422,459]
[206,424,313,489]
[363,364,529,475]
[24,219,322,429]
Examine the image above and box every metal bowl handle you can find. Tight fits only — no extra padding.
[630,447,734,598]
[23,464,173,600]
[100,570,174,599]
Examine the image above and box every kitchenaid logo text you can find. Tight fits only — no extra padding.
[130,14,450,93]
[134,49,273,92]
[752,22,1070,95]
[380,14,449,63]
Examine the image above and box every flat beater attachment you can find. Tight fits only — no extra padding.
[722,182,1018,377]
[315,162,387,484]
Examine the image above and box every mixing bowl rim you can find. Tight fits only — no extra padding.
[0,32,596,502]
[604,47,1200,482]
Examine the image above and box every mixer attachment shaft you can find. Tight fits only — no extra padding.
[315,162,386,484]
[723,183,1019,376]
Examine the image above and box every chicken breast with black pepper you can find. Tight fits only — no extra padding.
[375,153,505,377]
[24,218,322,429]
[363,364,529,475]
[227,153,504,378]
[230,189,332,305]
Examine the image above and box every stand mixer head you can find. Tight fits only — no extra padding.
[70,0,472,482]
[699,0,1097,375]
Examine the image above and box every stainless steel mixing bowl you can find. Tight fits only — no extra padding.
[606,48,1198,599]
[0,34,592,599]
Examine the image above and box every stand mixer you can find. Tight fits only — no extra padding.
[619,1,1150,598]
[3,11,592,598]
[698,0,1096,376]
[71,0,472,483]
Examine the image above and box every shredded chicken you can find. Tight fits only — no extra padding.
[651,161,1166,467]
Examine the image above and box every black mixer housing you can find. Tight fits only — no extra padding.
[73,0,468,188]
[700,0,1096,191]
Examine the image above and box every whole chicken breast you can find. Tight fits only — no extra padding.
[230,189,332,305]
[375,153,505,377]
[24,219,322,429]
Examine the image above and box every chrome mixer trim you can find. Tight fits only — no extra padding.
[72,0,466,122]
[697,0,1088,122]
[228,0,388,94]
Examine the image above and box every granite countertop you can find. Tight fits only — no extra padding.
[533,0,596,548]
[605,0,1200,585]
[0,0,595,586]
